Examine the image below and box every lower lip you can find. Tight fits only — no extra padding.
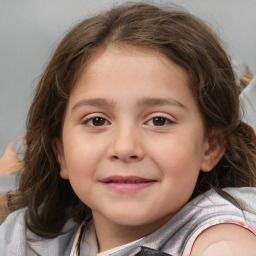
[101,182,155,192]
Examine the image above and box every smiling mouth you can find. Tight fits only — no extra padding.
[100,175,156,192]
[106,180,150,183]
[101,175,155,183]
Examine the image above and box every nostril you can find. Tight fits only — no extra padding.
[112,155,137,160]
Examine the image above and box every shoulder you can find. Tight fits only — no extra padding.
[0,208,80,255]
[0,208,26,235]
[190,223,256,256]
[0,208,27,254]
[181,187,256,255]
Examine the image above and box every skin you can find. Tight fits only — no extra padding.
[0,141,22,224]
[0,142,22,176]
[190,224,256,256]
[55,46,225,252]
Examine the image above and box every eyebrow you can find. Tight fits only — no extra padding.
[72,98,115,112]
[137,97,186,109]
[71,97,186,112]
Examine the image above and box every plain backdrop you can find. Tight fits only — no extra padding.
[1,0,256,156]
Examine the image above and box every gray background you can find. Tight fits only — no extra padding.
[1,0,256,156]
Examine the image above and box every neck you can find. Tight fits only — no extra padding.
[92,212,172,253]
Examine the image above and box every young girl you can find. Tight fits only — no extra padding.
[1,3,256,256]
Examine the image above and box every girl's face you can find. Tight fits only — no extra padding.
[56,46,213,235]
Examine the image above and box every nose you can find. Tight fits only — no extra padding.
[107,125,145,162]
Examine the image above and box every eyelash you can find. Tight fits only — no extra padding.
[146,116,173,126]
[82,116,110,127]
[82,114,174,128]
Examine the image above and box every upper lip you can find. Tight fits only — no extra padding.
[100,175,156,183]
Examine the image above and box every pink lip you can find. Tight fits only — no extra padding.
[99,175,156,192]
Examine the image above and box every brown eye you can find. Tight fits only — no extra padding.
[85,117,109,126]
[152,117,169,126]
[91,117,106,126]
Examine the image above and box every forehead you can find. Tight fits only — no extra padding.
[72,45,190,93]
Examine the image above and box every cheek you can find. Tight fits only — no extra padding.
[63,140,101,204]
[64,137,104,179]
[150,135,203,179]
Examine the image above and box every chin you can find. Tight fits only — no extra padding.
[107,211,170,229]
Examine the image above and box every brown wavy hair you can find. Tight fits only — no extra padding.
[7,3,256,238]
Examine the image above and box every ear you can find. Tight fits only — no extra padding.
[52,138,69,179]
[200,130,226,172]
